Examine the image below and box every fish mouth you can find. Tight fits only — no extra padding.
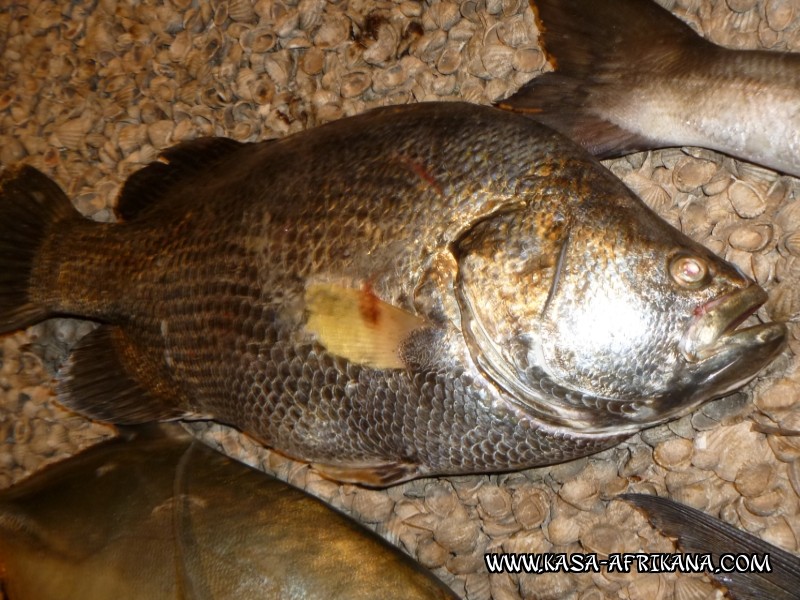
[680,285,786,373]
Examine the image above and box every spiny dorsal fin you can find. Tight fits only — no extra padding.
[304,283,426,370]
[115,137,246,221]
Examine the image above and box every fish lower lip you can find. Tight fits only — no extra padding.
[681,285,777,362]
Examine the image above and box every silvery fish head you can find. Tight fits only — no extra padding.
[454,171,786,435]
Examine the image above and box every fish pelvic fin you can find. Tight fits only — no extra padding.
[57,325,186,424]
[0,166,81,333]
[498,0,708,157]
[311,459,421,487]
[115,137,245,220]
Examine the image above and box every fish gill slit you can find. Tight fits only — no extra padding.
[543,232,570,316]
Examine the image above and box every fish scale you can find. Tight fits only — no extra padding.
[0,102,786,486]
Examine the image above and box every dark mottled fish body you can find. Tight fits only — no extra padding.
[500,0,800,177]
[0,103,785,485]
[0,428,458,599]
[623,493,800,600]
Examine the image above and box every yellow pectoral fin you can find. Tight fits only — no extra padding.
[304,283,425,369]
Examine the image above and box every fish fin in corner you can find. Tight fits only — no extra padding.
[497,0,708,157]
[57,325,186,425]
[0,166,80,334]
[312,459,421,487]
[621,493,800,600]
[115,137,246,220]
[304,283,426,370]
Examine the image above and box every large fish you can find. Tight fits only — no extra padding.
[0,427,459,600]
[498,0,800,177]
[622,493,800,600]
[0,102,786,486]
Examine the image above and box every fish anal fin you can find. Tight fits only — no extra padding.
[311,460,421,487]
[57,325,185,425]
[115,137,246,220]
[305,283,426,369]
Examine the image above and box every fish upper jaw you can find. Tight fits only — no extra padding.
[679,285,786,364]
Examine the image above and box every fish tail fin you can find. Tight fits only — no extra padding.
[498,0,708,156]
[0,166,80,333]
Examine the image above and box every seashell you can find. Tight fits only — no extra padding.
[780,230,800,257]
[13,416,32,444]
[519,571,575,600]
[702,170,733,196]
[53,114,94,151]
[351,488,394,523]
[363,23,400,67]
[481,516,522,537]
[415,29,448,63]
[449,19,477,42]
[727,222,774,252]
[464,573,492,600]
[485,78,514,103]
[228,0,257,23]
[340,71,372,98]
[147,120,174,149]
[513,47,545,73]
[313,14,350,48]
[301,47,325,76]
[477,485,512,519]
[480,43,515,78]
[735,462,776,497]
[436,42,463,75]
[766,0,796,31]
[725,247,755,278]
[751,251,776,285]
[692,422,772,482]
[625,574,667,600]
[765,280,800,323]
[496,16,531,48]
[117,125,147,154]
[789,459,800,498]
[424,481,460,517]
[673,576,717,600]
[297,0,326,31]
[744,485,786,516]
[546,515,581,546]
[728,179,767,218]
[673,158,717,192]
[434,514,481,554]
[653,437,693,471]
[243,27,278,54]
[429,1,462,31]
[624,171,672,213]
[762,518,798,553]
[558,479,600,512]
[512,487,549,529]
[581,524,625,556]
[416,537,448,569]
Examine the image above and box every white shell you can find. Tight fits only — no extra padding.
[728,179,767,218]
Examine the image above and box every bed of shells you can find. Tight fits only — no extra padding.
[1,0,799,598]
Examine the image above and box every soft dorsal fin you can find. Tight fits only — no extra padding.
[115,137,246,221]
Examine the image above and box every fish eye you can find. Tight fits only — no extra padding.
[669,253,710,288]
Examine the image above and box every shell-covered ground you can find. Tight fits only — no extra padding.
[1,0,799,598]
